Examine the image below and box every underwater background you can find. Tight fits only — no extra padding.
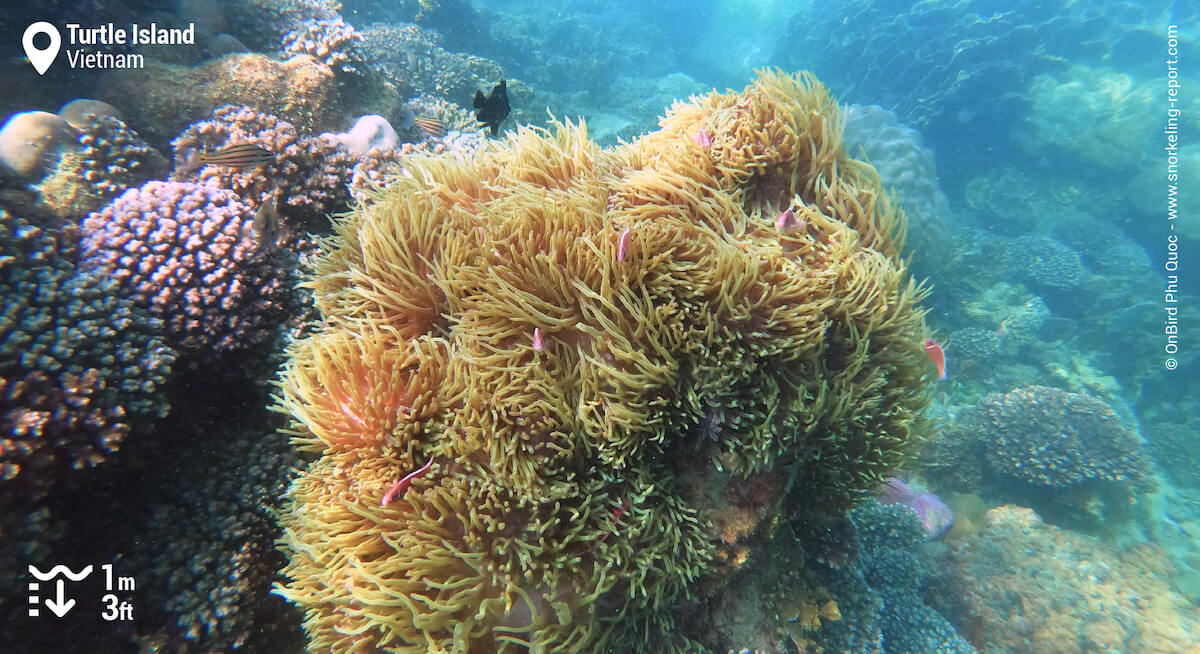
[0,0,1197,652]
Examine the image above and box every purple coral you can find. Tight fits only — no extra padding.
[80,180,287,353]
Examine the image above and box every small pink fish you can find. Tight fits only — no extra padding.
[381,456,434,506]
[776,207,796,229]
[533,327,544,351]
[693,128,713,147]
[617,226,632,262]
[924,338,947,380]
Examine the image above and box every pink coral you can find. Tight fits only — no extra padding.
[81,180,287,352]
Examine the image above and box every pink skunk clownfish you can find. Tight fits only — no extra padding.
[924,338,947,380]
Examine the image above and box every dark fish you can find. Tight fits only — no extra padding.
[252,189,280,248]
[413,116,445,139]
[473,79,510,136]
[199,142,274,169]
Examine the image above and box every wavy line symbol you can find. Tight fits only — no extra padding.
[28,565,93,581]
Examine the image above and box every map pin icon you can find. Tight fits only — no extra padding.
[23,22,61,76]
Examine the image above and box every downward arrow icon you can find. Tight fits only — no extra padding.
[44,580,74,617]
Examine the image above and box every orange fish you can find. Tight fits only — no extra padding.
[924,338,947,380]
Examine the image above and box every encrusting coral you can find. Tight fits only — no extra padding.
[274,70,932,653]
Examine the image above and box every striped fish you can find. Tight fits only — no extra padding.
[199,142,274,169]
[413,116,445,139]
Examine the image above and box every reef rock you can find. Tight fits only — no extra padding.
[97,53,399,147]
[936,505,1200,654]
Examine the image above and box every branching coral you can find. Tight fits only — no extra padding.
[281,17,366,77]
[274,70,932,653]
[0,209,174,495]
[80,180,288,353]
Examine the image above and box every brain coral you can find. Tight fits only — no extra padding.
[274,70,932,653]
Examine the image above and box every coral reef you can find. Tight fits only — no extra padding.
[1145,422,1200,488]
[963,284,1049,345]
[946,326,1003,374]
[402,94,481,136]
[274,70,933,653]
[1053,219,1150,276]
[0,111,77,179]
[1015,65,1163,170]
[281,17,367,77]
[171,104,359,228]
[604,73,707,143]
[360,22,506,104]
[80,180,289,353]
[1002,234,1087,292]
[963,168,1043,234]
[975,385,1144,488]
[0,209,174,495]
[806,501,976,654]
[329,114,399,155]
[878,478,954,539]
[130,422,303,651]
[58,99,121,130]
[842,104,951,228]
[221,0,342,51]
[98,53,398,147]
[935,505,1200,654]
[172,104,482,241]
[36,112,167,217]
[928,385,1150,530]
